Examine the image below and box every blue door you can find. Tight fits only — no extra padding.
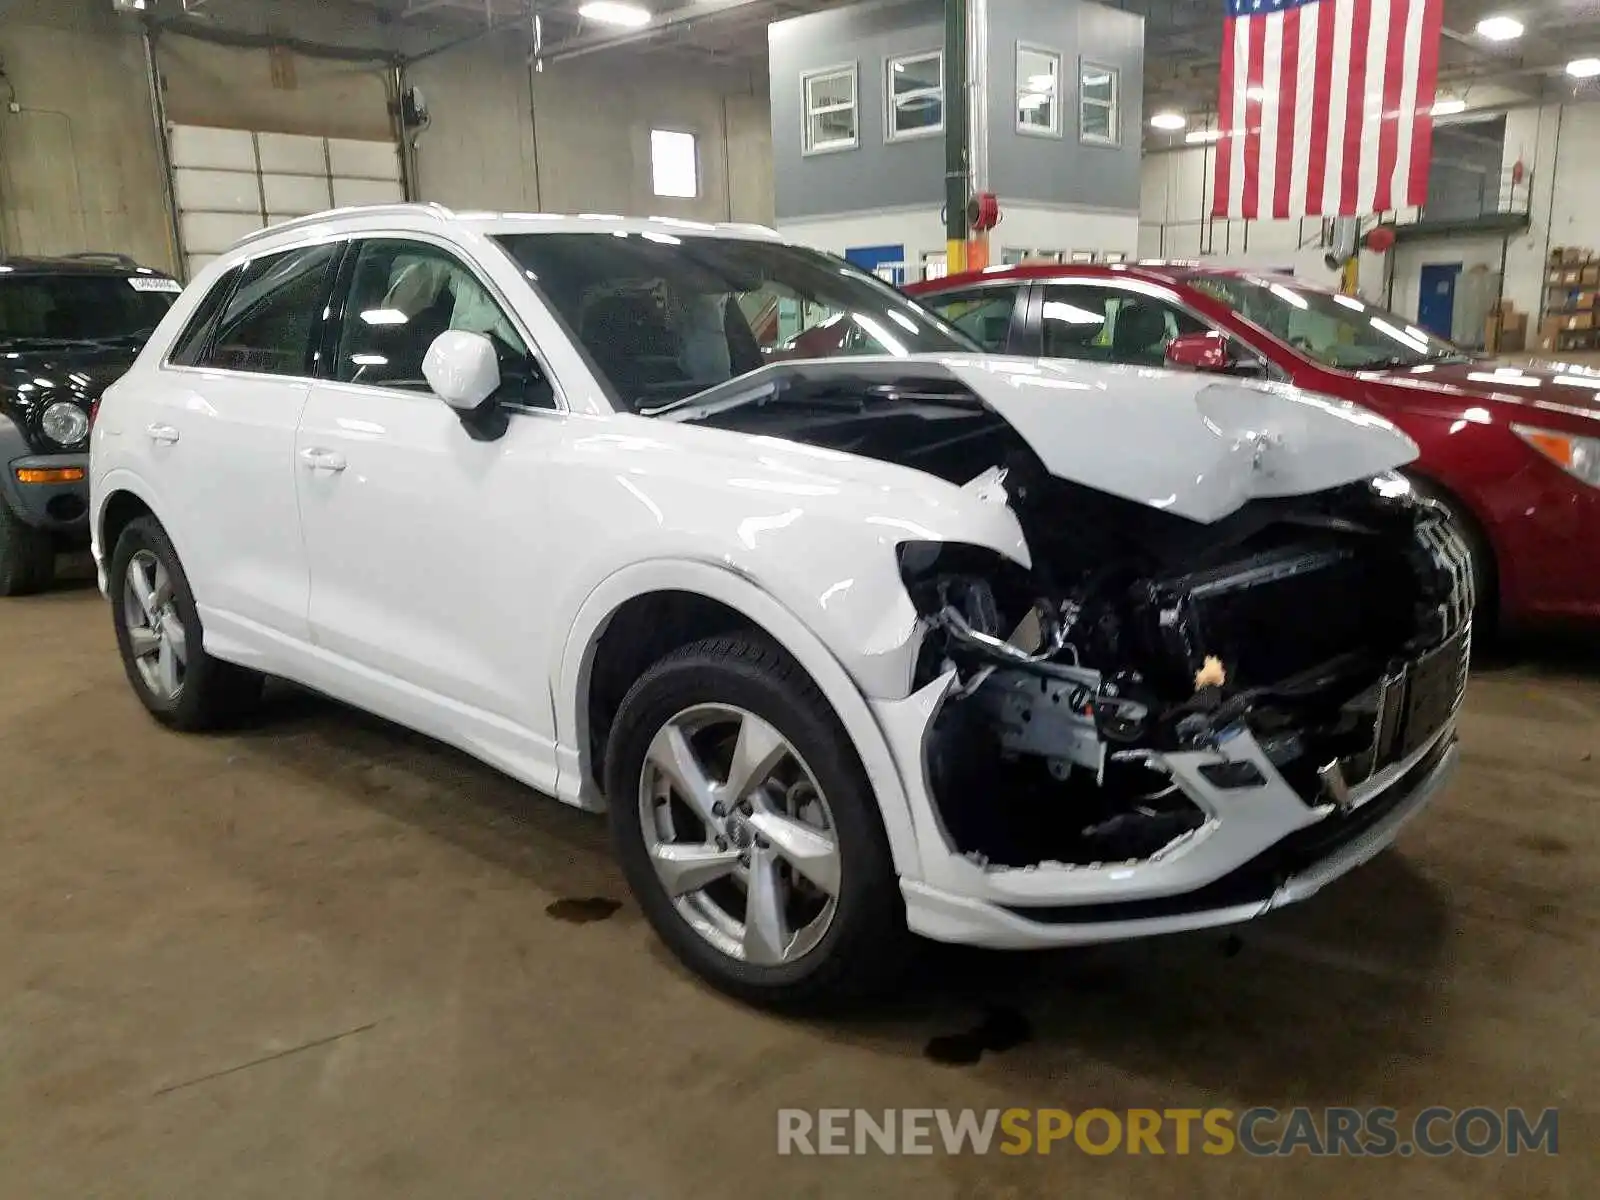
[1417,263,1461,339]
[844,244,907,285]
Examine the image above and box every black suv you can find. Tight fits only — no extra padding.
[1,254,180,594]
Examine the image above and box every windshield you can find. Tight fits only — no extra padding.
[0,273,177,347]
[1184,273,1471,370]
[493,232,975,410]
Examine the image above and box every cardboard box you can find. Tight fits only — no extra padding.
[1566,312,1595,330]
[1564,247,1587,264]
[1541,315,1568,341]
[1580,292,1597,309]
[1581,267,1599,286]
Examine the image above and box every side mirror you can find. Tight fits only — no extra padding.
[423,330,501,411]
[1164,331,1235,373]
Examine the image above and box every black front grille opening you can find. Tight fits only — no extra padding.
[1001,734,1452,927]
[45,493,86,522]
[1154,542,1424,694]
[924,702,1207,869]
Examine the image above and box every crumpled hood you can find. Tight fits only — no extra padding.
[664,354,1420,525]
[938,356,1419,522]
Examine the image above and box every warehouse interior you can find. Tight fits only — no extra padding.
[1,0,1596,1195]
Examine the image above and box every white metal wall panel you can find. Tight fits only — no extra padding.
[332,178,405,208]
[328,138,402,181]
[180,211,264,257]
[172,168,261,214]
[256,133,328,175]
[262,174,333,217]
[168,126,257,171]
[168,124,402,279]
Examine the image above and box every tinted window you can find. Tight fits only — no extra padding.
[0,273,177,346]
[333,239,551,408]
[1040,284,1205,366]
[169,267,241,366]
[199,243,340,376]
[492,233,972,411]
[925,287,1018,351]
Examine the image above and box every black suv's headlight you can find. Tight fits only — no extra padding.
[41,401,89,447]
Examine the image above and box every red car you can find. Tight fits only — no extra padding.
[906,263,1600,632]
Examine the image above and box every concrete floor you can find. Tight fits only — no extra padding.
[1,574,1594,1198]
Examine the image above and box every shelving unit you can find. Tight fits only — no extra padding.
[1540,247,1600,352]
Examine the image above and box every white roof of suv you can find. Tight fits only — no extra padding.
[231,203,785,258]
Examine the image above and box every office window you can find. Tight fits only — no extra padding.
[1080,60,1120,145]
[1017,45,1061,136]
[650,129,698,198]
[886,50,943,140]
[802,64,859,154]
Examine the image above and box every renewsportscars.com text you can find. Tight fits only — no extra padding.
[776,1107,1559,1157]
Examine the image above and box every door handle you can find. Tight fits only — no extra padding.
[145,423,180,445]
[299,447,348,473]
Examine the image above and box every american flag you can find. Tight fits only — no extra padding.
[1212,0,1444,219]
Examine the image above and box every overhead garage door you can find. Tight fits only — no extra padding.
[170,125,404,279]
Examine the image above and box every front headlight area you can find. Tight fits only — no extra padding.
[895,538,1212,869]
[40,400,91,448]
[1513,424,1600,488]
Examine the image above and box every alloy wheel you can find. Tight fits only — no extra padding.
[638,704,842,966]
[123,550,186,703]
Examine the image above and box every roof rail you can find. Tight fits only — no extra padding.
[63,251,144,270]
[232,202,456,251]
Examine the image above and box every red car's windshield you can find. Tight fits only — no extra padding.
[1181,272,1472,371]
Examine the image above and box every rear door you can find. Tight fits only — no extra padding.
[146,240,342,643]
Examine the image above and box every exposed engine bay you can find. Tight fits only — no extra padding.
[678,364,1475,872]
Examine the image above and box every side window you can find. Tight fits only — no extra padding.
[1040,284,1204,366]
[168,267,241,366]
[925,287,1019,352]
[334,239,552,409]
[198,243,340,376]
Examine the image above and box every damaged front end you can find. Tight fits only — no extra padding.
[900,469,1473,878]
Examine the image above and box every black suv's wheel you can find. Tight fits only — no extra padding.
[605,633,909,1010]
[109,516,264,730]
[0,503,55,596]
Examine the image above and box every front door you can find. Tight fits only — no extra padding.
[293,236,566,780]
[1417,262,1462,340]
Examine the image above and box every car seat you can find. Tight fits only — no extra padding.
[1111,302,1171,365]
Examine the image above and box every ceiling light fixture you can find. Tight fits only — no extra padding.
[1431,97,1467,115]
[1475,15,1524,41]
[1567,57,1600,78]
[1149,111,1187,131]
[1185,128,1225,143]
[578,1,652,28]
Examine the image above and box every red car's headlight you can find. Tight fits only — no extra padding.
[1513,424,1600,488]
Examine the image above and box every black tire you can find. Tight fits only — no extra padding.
[0,503,55,596]
[109,515,264,731]
[605,633,910,1010]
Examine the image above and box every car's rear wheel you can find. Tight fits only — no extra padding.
[110,516,264,730]
[0,504,55,596]
[605,633,908,1009]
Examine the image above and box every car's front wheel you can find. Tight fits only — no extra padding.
[110,516,264,730]
[0,503,55,596]
[605,633,908,1009]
